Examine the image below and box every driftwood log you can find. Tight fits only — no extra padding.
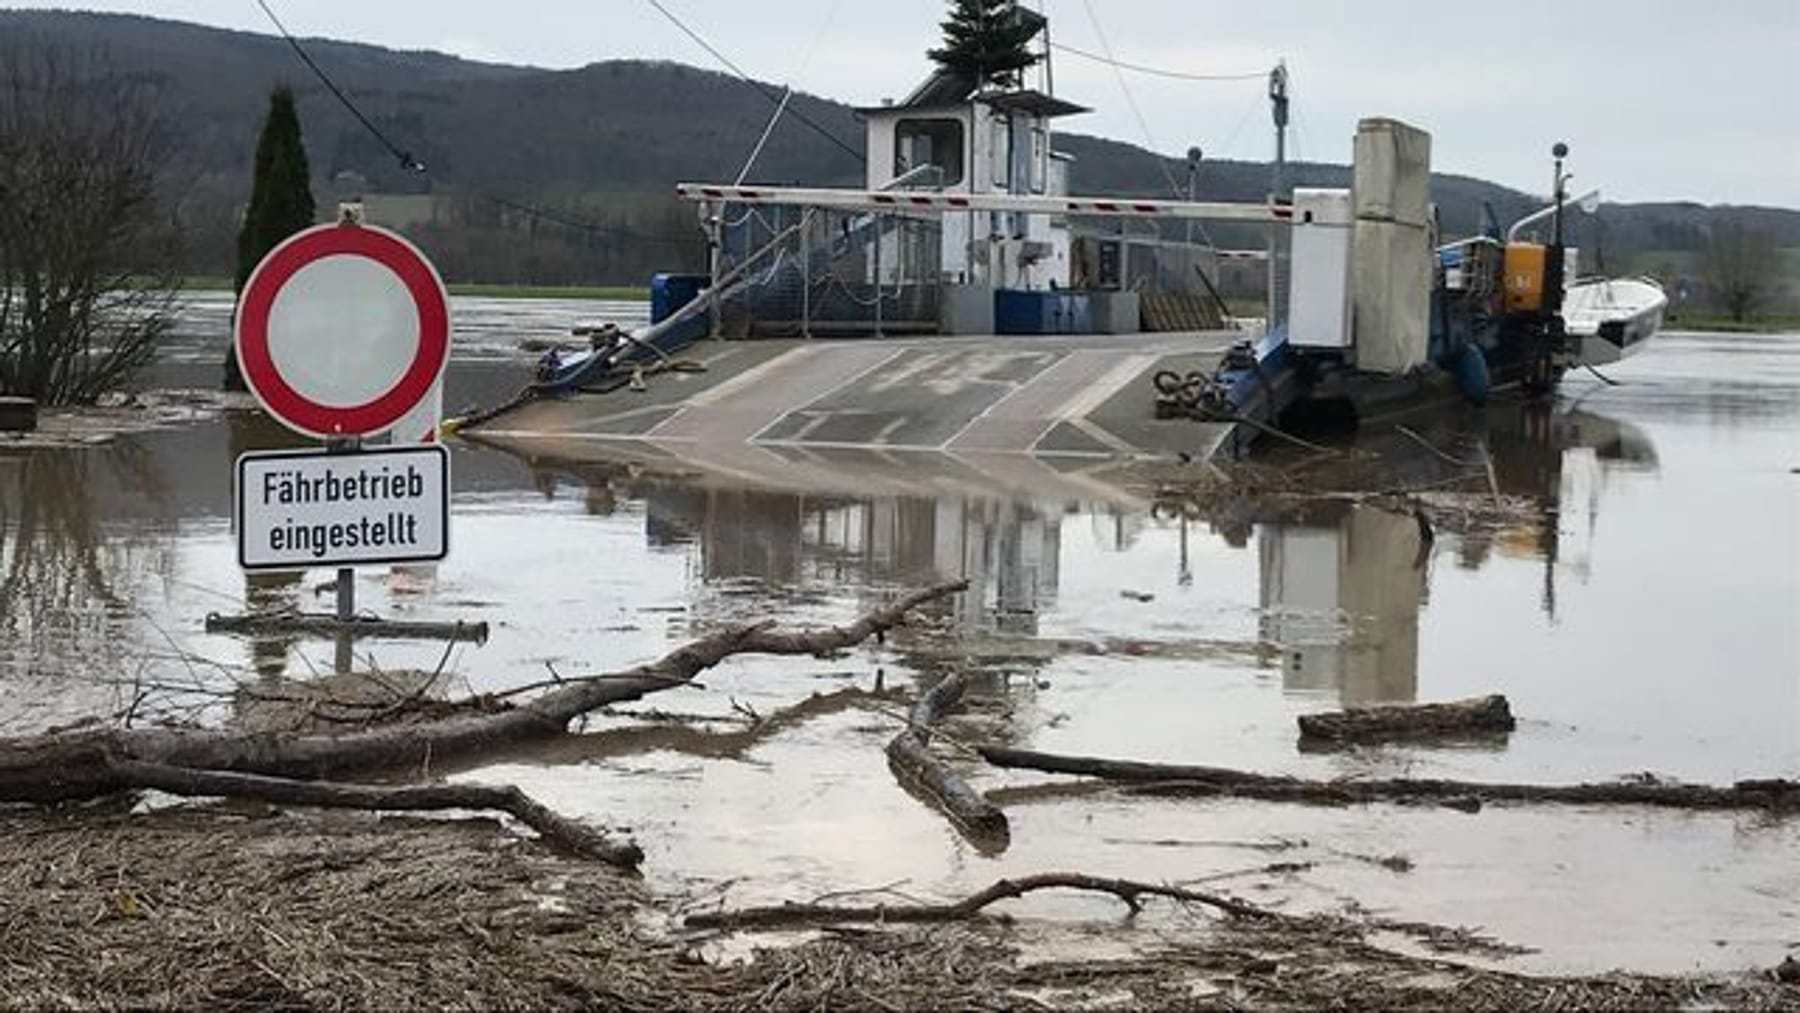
[1298,694,1515,746]
[685,872,1272,929]
[0,581,967,866]
[885,671,1009,849]
[977,745,1800,813]
[204,611,491,644]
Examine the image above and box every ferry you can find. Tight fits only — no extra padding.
[459,9,1665,465]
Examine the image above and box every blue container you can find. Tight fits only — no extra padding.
[994,290,1040,334]
[994,290,1093,334]
[650,273,709,324]
[1452,341,1490,405]
[1061,293,1093,333]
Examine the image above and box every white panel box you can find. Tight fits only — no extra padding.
[1287,188,1354,349]
[1352,118,1432,227]
[1351,219,1432,374]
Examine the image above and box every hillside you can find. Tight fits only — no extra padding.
[4,9,1796,293]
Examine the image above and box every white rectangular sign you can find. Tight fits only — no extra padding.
[236,445,449,571]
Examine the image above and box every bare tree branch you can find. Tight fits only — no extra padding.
[103,755,643,869]
[0,42,178,404]
[685,871,1275,929]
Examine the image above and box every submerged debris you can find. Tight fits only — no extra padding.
[3,808,1792,1010]
[885,671,1010,850]
[1298,693,1516,746]
[0,388,253,448]
[980,744,1800,813]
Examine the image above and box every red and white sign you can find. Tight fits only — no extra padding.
[235,223,450,440]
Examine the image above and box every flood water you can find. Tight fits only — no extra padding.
[3,294,1796,976]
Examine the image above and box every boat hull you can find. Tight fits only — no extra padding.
[1560,277,1668,367]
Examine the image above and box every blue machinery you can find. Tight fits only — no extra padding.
[1155,143,1589,453]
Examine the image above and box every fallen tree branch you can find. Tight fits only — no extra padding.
[466,685,908,769]
[1230,412,1344,457]
[0,580,968,804]
[1298,694,1515,746]
[684,871,1272,929]
[885,672,1008,849]
[105,756,643,869]
[977,745,1800,813]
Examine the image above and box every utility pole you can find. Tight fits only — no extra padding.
[1545,141,1569,318]
[1185,146,1203,245]
[1267,61,1290,331]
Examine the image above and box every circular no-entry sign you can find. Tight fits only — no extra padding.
[235,223,450,440]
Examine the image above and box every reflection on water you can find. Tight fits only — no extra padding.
[227,409,315,677]
[1261,502,1427,704]
[0,443,177,729]
[1248,400,1664,705]
[515,397,1662,711]
[0,345,1759,751]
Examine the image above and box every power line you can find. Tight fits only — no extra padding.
[250,0,699,249]
[1080,0,1183,200]
[642,0,864,166]
[253,0,424,173]
[731,0,843,184]
[1214,85,1266,161]
[482,195,699,247]
[1050,40,1266,82]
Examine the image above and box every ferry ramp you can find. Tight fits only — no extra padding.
[472,331,1240,480]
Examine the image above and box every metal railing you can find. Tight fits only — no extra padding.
[712,203,944,338]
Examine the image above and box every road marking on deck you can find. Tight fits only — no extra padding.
[649,344,904,443]
[871,416,912,445]
[680,345,813,407]
[1043,352,1168,454]
[1060,352,1164,421]
[741,347,909,444]
[938,351,1072,451]
[564,401,688,434]
[1063,416,1142,455]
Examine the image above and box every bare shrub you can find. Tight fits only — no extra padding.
[0,44,179,405]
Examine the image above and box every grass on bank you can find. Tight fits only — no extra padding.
[445,283,648,301]
[176,277,648,301]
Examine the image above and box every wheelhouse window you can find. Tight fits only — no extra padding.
[895,118,964,186]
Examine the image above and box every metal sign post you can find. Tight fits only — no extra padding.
[328,435,359,672]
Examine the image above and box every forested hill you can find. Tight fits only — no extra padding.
[5,9,1795,286]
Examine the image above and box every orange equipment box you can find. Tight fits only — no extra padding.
[1504,243,1546,313]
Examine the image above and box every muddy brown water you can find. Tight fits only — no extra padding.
[2,295,1795,976]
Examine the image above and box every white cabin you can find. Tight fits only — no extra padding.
[858,67,1086,291]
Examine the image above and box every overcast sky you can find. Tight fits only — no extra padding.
[15,1,1799,206]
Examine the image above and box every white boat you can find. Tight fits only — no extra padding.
[1560,276,1667,366]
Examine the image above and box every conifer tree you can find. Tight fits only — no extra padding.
[224,85,315,390]
[927,0,1041,90]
